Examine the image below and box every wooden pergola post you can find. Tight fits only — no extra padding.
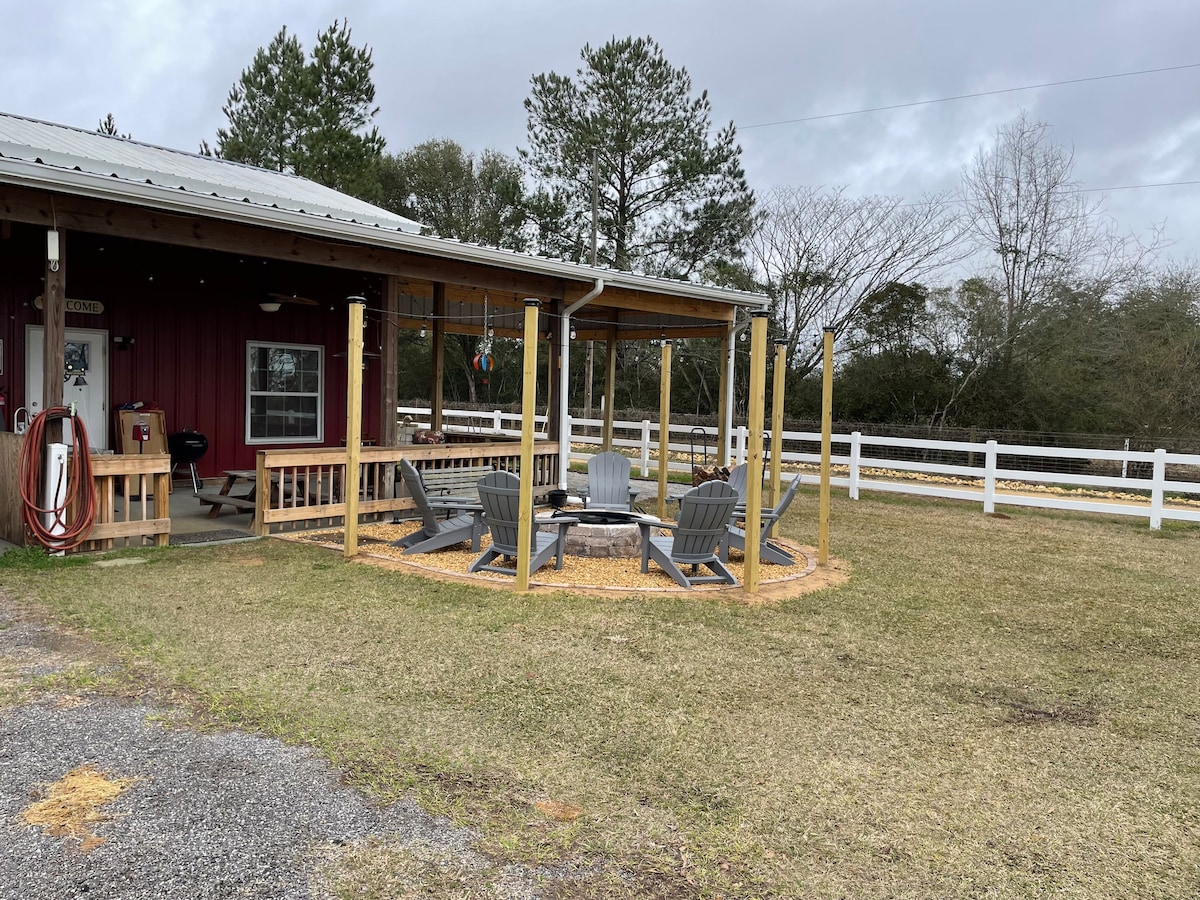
[656,338,673,521]
[819,327,835,567]
[42,228,65,442]
[768,339,787,536]
[602,322,618,451]
[744,311,769,593]
[517,299,541,591]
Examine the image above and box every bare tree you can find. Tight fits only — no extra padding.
[960,110,1162,348]
[747,185,965,372]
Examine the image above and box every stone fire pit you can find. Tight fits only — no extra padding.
[542,509,659,559]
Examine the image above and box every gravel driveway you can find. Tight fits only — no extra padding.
[0,597,573,899]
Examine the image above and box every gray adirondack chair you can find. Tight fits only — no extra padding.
[470,471,577,576]
[638,480,739,587]
[583,451,638,510]
[721,475,801,566]
[390,459,485,555]
[726,463,750,504]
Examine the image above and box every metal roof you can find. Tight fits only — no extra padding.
[0,111,769,312]
[0,111,422,233]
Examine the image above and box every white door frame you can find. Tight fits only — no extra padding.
[25,325,110,450]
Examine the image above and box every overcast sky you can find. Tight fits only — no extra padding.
[4,0,1199,271]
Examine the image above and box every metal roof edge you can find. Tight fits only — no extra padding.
[0,158,770,310]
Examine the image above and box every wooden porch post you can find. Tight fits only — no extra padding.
[379,276,400,503]
[602,322,618,451]
[380,276,400,447]
[744,311,769,594]
[717,327,732,466]
[42,228,65,443]
[344,299,365,559]
[656,339,673,521]
[546,301,560,441]
[431,282,445,432]
[517,299,541,591]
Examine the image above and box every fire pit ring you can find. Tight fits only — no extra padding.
[545,509,659,558]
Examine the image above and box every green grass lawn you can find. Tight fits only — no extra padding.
[3,492,1199,898]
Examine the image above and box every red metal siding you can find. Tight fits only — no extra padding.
[0,224,388,478]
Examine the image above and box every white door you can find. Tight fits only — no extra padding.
[25,326,110,451]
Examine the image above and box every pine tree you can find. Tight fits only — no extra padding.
[522,36,754,279]
[212,20,384,200]
[96,113,130,139]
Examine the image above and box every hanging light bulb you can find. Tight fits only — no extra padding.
[738,330,747,343]
[569,322,577,340]
[487,321,495,338]
[420,320,427,339]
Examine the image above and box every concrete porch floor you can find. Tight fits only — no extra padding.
[155,470,695,543]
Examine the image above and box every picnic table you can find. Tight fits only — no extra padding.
[196,470,259,518]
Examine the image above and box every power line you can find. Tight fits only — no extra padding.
[739,62,1200,131]
[901,178,1200,208]
[1074,179,1200,194]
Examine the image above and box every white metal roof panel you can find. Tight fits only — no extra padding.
[0,112,423,233]
[0,111,768,311]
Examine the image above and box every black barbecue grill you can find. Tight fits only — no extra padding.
[168,431,208,493]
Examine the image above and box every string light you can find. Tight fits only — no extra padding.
[569,323,577,340]
[420,319,427,339]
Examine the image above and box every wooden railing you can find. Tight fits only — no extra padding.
[0,433,23,546]
[253,440,561,536]
[82,454,172,552]
[0,439,172,552]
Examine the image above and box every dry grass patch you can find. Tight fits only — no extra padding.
[3,493,1199,898]
[21,764,136,852]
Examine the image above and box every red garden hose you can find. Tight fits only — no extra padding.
[18,407,97,552]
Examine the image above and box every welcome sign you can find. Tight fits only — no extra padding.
[32,295,105,315]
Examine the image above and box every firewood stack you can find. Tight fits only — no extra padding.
[691,465,731,487]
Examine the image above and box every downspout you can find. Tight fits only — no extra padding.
[559,278,605,490]
[724,318,750,467]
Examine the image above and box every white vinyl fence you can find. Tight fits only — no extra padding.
[397,406,1200,530]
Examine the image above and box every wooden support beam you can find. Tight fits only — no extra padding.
[717,328,732,466]
[602,322,618,451]
[769,340,787,535]
[546,301,561,442]
[744,312,769,594]
[0,186,568,299]
[819,329,834,567]
[657,339,673,521]
[380,276,400,447]
[42,228,65,443]
[431,283,445,431]
[517,299,541,592]
[344,300,365,559]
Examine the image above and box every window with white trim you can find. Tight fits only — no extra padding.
[246,342,324,443]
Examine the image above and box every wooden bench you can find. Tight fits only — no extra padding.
[411,464,495,500]
[195,492,256,516]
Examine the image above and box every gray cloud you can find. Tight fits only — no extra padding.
[5,0,1197,266]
